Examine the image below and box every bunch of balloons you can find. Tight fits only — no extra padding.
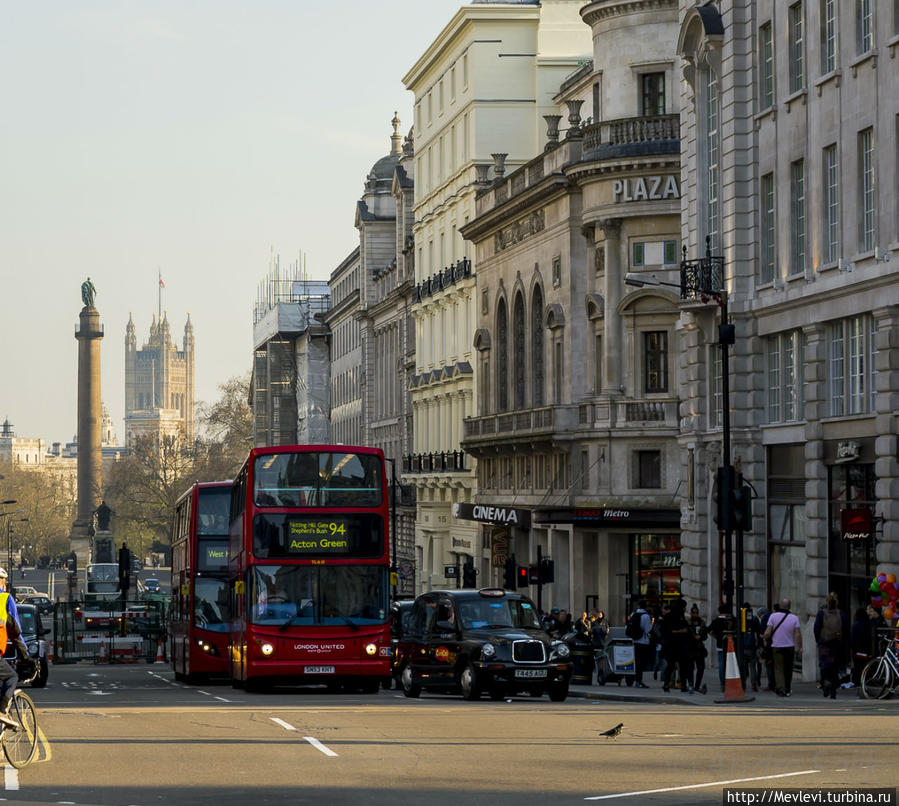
[871,573,899,620]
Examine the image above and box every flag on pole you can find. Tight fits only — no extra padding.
[159,273,165,288]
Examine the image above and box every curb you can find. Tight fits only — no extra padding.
[568,687,703,706]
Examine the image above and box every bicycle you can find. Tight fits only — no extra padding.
[0,661,39,769]
[860,629,899,700]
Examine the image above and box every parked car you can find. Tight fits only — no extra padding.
[6,604,49,688]
[13,586,43,599]
[396,588,572,701]
[22,595,53,618]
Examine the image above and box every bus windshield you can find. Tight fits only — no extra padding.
[253,452,382,508]
[249,565,387,626]
[194,577,230,633]
[87,564,118,583]
[198,487,230,535]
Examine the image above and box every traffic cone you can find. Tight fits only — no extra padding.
[47,639,54,663]
[97,640,109,664]
[154,639,165,664]
[714,636,754,703]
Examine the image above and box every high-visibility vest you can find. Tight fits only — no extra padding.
[0,593,9,654]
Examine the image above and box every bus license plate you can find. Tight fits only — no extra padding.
[515,669,547,678]
[304,665,335,674]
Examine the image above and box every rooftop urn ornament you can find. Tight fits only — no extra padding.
[390,111,403,155]
[81,276,96,308]
[491,152,508,179]
[474,164,491,185]
[543,114,562,150]
[565,100,584,139]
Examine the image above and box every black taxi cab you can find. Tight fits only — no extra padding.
[396,588,571,701]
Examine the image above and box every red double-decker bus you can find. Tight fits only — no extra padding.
[228,445,391,692]
[170,481,232,682]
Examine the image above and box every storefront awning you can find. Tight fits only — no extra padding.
[535,506,680,528]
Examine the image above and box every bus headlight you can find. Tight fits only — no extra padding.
[364,643,378,656]
[261,642,274,656]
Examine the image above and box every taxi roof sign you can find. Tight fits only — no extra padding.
[478,588,507,598]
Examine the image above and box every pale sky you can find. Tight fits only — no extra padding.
[0,1,462,445]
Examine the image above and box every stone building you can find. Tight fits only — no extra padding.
[125,312,195,445]
[402,0,591,594]
[0,418,46,466]
[676,1,899,676]
[461,0,683,625]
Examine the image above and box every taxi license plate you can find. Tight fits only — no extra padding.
[515,669,547,678]
[304,665,335,674]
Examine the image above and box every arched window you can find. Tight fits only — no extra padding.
[532,285,545,407]
[512,292,525,409]
[496,299,508,412]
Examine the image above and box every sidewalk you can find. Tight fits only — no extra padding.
[568,678,871,706]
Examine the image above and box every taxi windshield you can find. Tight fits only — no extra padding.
[458,598,542,630]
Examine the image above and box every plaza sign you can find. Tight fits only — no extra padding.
[612,175,679,203]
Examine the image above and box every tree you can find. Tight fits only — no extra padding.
[195,373,253,480]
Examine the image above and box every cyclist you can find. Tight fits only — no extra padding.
[0,568,31,728]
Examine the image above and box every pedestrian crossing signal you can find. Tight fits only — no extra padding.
[517,566,529,588]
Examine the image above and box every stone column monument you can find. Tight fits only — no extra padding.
[69,278,104,568]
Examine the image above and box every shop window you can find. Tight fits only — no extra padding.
[828,462,876,614]
[767,444,807,610]
[635,450,661,489]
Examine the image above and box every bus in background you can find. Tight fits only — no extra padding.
[229,445,390,692]
[84,563,120,602]
[170,481,232,681]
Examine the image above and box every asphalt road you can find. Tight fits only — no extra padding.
[11,568,169,602]
[1,662,895,806]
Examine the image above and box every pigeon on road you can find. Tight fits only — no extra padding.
[598,722,624,739]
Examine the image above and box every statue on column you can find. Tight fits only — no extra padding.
[81,277,97,308]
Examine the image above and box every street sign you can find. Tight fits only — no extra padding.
[444,565,458,579]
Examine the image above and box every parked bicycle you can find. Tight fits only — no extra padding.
[860,628,899,700]
[0,662,39,768]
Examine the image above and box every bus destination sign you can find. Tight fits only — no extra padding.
[287,518,352,554]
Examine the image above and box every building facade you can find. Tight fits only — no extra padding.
[124,312,195,445]
[461,0,683,625]
[402,0,592,594]
[677,1,899,677]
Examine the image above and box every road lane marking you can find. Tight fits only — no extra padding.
[213,696,230,702]
[304,736,338,757]
[197,690,211,696]
[584,770,820,800]
[4,765,18,790]
[270,717,296,731]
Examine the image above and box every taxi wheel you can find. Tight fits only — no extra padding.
[459,662,481,701]
[401,665,421,698]
[548,681,569,702]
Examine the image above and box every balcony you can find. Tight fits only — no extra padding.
[581,114,680,159]
[576,398,680,430]
[402,451,468,474]
[411,258,473,304]
[461,405,579,453]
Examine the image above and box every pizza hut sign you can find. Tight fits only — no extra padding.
[841,508,873,542]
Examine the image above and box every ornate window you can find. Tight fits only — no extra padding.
[701,66,720,252]
[496,299,509,412]
[532,285,545,407]
[513,293,526,409]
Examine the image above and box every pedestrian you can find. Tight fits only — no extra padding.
[813,592,849,699]
[707,603,734,692]
[557,609,572,636]
[575,611,592,640]
[0,568,31,728]
[866,604,887,655]
[628,599,653,689]
[742,604,762,692]
[662,598,693,692]
[849,607,871,690]
[759,604,779,691]
[763,598,803,697]
[688,603,709,694]
[652,602,669,681]
[591,610,609,684]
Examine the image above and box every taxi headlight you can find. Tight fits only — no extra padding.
[482,642,496,659]
[261,642,274,656]
[365,643,378,656]
[553,642,570,659]
[26,642,39,656]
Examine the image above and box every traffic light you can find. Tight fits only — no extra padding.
[462,559,477,588]
[517,566,529,588]
[716,466,735,530]
[66,552,77,575]
[118,543,132,595]
[503,558,516,590]
[528,565,540,584]
[730,484,752,532]
[539,558,554,584]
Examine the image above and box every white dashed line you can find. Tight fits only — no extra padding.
[197,690,211,696]
[304,736,338,757]
[214,696,230,702]
[584,770,820,800]
[4,766,18,791]
[270,717,296,731]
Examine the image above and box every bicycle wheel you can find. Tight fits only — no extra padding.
[2,691,38,769]
[860,656,893,700]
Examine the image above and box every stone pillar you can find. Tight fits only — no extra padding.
[599,219,622,394]
[873,306,899,571]
[71,305,104,566]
